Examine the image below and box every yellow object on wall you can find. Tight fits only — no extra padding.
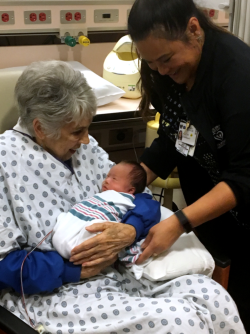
[78,35,90,46]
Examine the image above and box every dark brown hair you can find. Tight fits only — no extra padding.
[128,0,228,118]
[121,160,147,194]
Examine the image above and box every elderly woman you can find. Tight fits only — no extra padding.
[0,61,245,334]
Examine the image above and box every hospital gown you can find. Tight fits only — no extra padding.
[0,122,246,334]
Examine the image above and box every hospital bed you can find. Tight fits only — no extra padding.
[0,63,231,334]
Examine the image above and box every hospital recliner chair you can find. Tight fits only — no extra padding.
[0,67,43,334]
[0,64,230,334]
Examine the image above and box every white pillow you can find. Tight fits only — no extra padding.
[140,207,215,281]
[67,61,125,106]
[0,61,125,110]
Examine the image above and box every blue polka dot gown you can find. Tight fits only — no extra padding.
[0,123,245,334]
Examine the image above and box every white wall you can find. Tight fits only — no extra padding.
[0,42,115,76]
[195,0,228,10]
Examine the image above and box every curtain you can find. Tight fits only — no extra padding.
[231,0,250,45]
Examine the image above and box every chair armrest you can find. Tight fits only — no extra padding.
[0,306,37,334]
[193,229,231,269]
[204,245,231,268]
[151,177,181,189]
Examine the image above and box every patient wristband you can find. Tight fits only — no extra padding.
[175,210,193,233]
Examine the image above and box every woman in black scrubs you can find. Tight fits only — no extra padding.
[128,0,250,331]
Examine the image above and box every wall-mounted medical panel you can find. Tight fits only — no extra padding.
[0,4,131,35]
[0,1,229,46]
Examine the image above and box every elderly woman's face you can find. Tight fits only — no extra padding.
[135,33,202,85]
[39,118,92,161]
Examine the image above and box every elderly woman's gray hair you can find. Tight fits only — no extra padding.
[15,60,97,139]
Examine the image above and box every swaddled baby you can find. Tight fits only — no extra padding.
[52,161,161,272]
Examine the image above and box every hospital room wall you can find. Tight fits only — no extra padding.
[0,42,187,210]
[0,43,115,76]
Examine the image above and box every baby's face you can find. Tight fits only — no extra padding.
[102,164,134,194]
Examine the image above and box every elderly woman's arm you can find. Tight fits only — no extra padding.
[0,175,82,294]
[0,249,117,293]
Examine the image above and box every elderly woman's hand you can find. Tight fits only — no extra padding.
[80,254,118,279]
[70,222,136,266]
[136,214,184,264]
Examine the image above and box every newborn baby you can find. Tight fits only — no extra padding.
[52,161,161,262]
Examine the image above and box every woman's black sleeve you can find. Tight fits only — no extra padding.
[218,66,250,207]
[140,90,178,179]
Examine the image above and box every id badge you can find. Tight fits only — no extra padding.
[188,145,196,157]
[176,121,198,157]
[175,139,189,156]
[182,124,198,146]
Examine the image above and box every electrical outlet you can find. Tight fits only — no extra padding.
[29,12,37,22]
[203,8,219,20]
[24,10,51,24]
[210,9,219,19]
[60,10,86,24]
[0,11,15,25]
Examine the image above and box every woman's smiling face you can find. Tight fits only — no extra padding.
[135,33,202,85]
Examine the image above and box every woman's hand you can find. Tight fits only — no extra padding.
[80,254,118,279]
[136,214,184,264]
[136,182,237,265]
[70,222,136,266]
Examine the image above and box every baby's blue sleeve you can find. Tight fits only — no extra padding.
[122,193,161,241]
